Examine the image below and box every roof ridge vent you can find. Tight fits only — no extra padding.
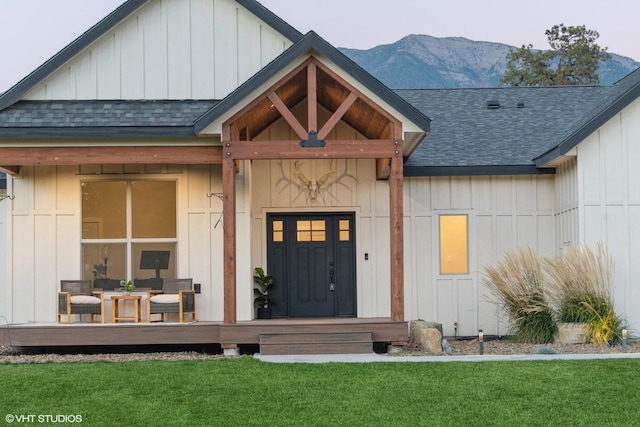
[486,100,500,109]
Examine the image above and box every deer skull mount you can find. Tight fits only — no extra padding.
[293,160,335,203]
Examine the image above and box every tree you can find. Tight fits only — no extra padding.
[500,24,611,86]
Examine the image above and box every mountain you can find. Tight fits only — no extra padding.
[338,34,640,88]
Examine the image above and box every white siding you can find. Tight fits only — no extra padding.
[0,180,8,320]
[576,97,640,331]
[249,152,557,336]
[23,0,293,101]
[0,164,251,323]
[406,175,556,336]
[555,158,579,249]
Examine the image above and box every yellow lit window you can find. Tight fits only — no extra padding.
[273,221,284,242]
[440,215,468,274]
[297,220,326,242]
[339,219,350,241]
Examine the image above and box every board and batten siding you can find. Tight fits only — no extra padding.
[405,175,556,336]
[0,186,7,319]
[250,151,557,336]
[23,0,292,101]
[0,164,252,323]
[575,96,640,331]
[554,157,579,250]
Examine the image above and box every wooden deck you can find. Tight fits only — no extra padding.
[0,318,408,349]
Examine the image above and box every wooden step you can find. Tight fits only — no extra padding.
[259,331,373,355]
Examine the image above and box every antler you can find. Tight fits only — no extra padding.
[292,160,311,186]
[316,164,336,186]
[326,160,358,190]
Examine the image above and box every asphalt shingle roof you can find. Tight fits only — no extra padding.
[0,100,218,137]
[398,66,640,175]
[397,85,611,174]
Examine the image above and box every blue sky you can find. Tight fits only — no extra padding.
[1,0,638,92]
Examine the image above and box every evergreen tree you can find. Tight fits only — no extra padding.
[500,24,611,86]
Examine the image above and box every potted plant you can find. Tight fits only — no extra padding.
[119,279,136,296]
[253,267,274,319]
[92,263,107,278]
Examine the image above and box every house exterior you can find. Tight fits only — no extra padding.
[1,0,639,348]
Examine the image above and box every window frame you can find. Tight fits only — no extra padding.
[80,178,179,284]
[438,214,469,275]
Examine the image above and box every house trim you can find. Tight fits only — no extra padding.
[535,71,640,167]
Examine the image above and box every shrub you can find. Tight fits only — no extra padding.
[483,247,557,343]
[545,244,623,345]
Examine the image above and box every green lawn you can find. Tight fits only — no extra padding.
[1,357,639,426]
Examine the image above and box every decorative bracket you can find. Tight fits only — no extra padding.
[299,130,326,148]
[206,193,224,229]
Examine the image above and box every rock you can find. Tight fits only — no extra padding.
[441,338,452,353]
[557,323,588,344]
[387,345,404,355]
[420,328,443,354]
[409,320,443,354]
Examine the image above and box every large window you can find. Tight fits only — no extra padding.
[81,180,177,289]
[439,215,468,274]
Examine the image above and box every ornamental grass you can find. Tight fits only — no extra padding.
[545,243,622,344]
[484,243,624,345]
[483,247,556,343]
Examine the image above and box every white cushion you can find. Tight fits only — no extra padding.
[70,295,101,304]
[150,294,179,304]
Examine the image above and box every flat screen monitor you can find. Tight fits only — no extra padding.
[140,250,170,278]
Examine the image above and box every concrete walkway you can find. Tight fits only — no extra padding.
[255,352,640,363]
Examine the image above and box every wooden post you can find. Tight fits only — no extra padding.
[222,136,237,324]
[308,62,317,133]
[389,149,404,322]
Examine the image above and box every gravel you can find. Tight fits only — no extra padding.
[2,339,637,363]
[391,337,639,357]
[0,346,226,364]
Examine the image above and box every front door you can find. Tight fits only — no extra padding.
[267,213,356,318]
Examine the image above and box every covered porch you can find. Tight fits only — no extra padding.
[0,39,430,353]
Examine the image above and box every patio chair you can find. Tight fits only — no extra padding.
[57,280,105,324]
[146,278,196,323]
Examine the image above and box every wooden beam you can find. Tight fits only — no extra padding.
[307,62,317,133]
[222,58,315,128]
[389,155,404,322]
[0,146,223,165]
[376,158,391,180]
[0,166,20,175]
[390,124,404,322]
[222,159,237,324]
[317,92,358,140]
[227,139,400,160]
[267,92,308,140]
[222,129,237,325]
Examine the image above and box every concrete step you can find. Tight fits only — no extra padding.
[259,331,373,355]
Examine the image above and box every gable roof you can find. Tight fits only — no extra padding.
[194,31,431,138]
[534,67,640,166]
[0,0,303,112]
[398,85,613,176]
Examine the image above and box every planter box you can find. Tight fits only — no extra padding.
[557,323,587,344]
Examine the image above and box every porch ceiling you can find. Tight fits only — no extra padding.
[230,58,394,141]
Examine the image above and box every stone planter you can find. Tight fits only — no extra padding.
[557,323,588,344]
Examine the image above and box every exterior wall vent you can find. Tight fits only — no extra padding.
[486,100,500,109]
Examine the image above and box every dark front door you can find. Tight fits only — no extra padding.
[267,213,356,318]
